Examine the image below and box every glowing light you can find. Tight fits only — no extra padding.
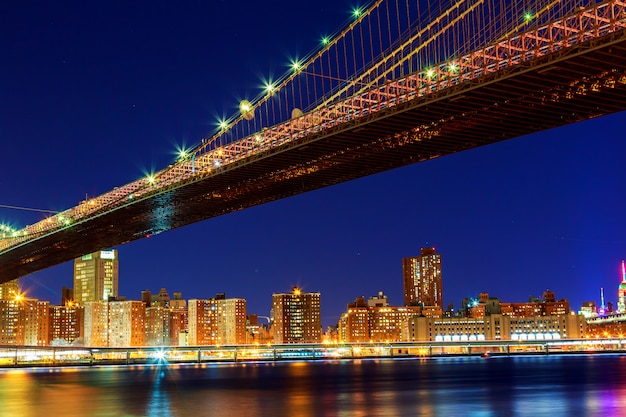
[239,100,254,120]
[218,120,228,130]
[264,81,276,94]
[254,134,262,142]
[448,63,459,73]
[153,349,168,361]
[524,12,533,22]
[177,148,189,160]
[426,69,436,79]
[291,60,303,71]
[352,7,363,18]
[321,36,330,45]
[15,294,23,302]
[147,175,156,185]
[293,287,301,296]
[213,160,221,168]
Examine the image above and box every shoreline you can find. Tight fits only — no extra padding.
[0,338,624,369]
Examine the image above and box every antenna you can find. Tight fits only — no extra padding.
[600,287,606,316]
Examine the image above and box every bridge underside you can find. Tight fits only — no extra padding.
[2,29,626,282]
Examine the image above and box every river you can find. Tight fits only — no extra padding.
[0,354,624,416]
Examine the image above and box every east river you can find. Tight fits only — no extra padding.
[0,354,625,417]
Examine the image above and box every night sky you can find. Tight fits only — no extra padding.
[2,1,625,328]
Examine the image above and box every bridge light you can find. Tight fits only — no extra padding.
[147,175,156,185]
[448,63,459,73]
[239,100,254,120]
[177,148,189,160]
[426,69,436,79]
[264,81,276,94]
[218,120,228,130]
[291,60,303,72]
[321,36,330,46]
[213,160,221,168]
[352,7,363,18]
[524,12,533,22]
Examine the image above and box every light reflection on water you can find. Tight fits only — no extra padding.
[0,355,625,417]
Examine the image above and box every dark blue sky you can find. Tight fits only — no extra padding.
[2,1,625,327]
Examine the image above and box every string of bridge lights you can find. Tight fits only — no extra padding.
[1,0,551,243]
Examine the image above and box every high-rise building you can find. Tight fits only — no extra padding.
[0,297,49,346]
[22,299,50,346]
[74,250,119,304]
[49,303,84,345]
[272,287,321,344]
[338,295,423,343]
[0,279,19,300]
[618,260,626,312]
[188,294,247,346]
[0,299,23,344]
[109,300,146,347]
[402,247,443,310]
[83,301,110,347]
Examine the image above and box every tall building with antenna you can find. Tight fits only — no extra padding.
[617,260,626,313]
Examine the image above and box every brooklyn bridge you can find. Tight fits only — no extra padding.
[1,0,626,282]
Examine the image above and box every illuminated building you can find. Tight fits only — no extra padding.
[402,247,443,311]
[0,297,49,346]
[73,250,119,304]
[188,294,247,345]
[143,288,187,346]
[49,303,83,345]
[404,313,586,341]
[246,314,272,344]
[109,300,146,347]
[338,295,423,342]
[146,307,172,346]
[618,260,626,312]
[272,287,321,344]
[22,299,50,346]
[467,291,570,318]
[579,301,597,318]
[83,301,110,347]
[0,299,23,344]
[0,279,19,300]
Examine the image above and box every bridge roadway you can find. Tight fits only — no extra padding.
[2,25,626,282]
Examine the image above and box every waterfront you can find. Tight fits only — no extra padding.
[0,354,625,417]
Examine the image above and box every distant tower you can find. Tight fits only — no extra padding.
[73,250,119,304]
[599,287,606,315]
[402,247,443,308]
[618,260,626,313]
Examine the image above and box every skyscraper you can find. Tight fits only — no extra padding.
[272,287,321,344]
[73,250,119,304]
[402,247,443,310]
[618,260,626,313]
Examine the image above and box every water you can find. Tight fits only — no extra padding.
[0,354,625,417]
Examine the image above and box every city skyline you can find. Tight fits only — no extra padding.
[2,1,626,328]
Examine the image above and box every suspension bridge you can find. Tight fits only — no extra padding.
[1,0,626,282]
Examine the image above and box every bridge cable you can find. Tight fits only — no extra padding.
[0,204,59,214]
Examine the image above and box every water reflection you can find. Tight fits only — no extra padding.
[0,355,625,416]
[145,366,171,417]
